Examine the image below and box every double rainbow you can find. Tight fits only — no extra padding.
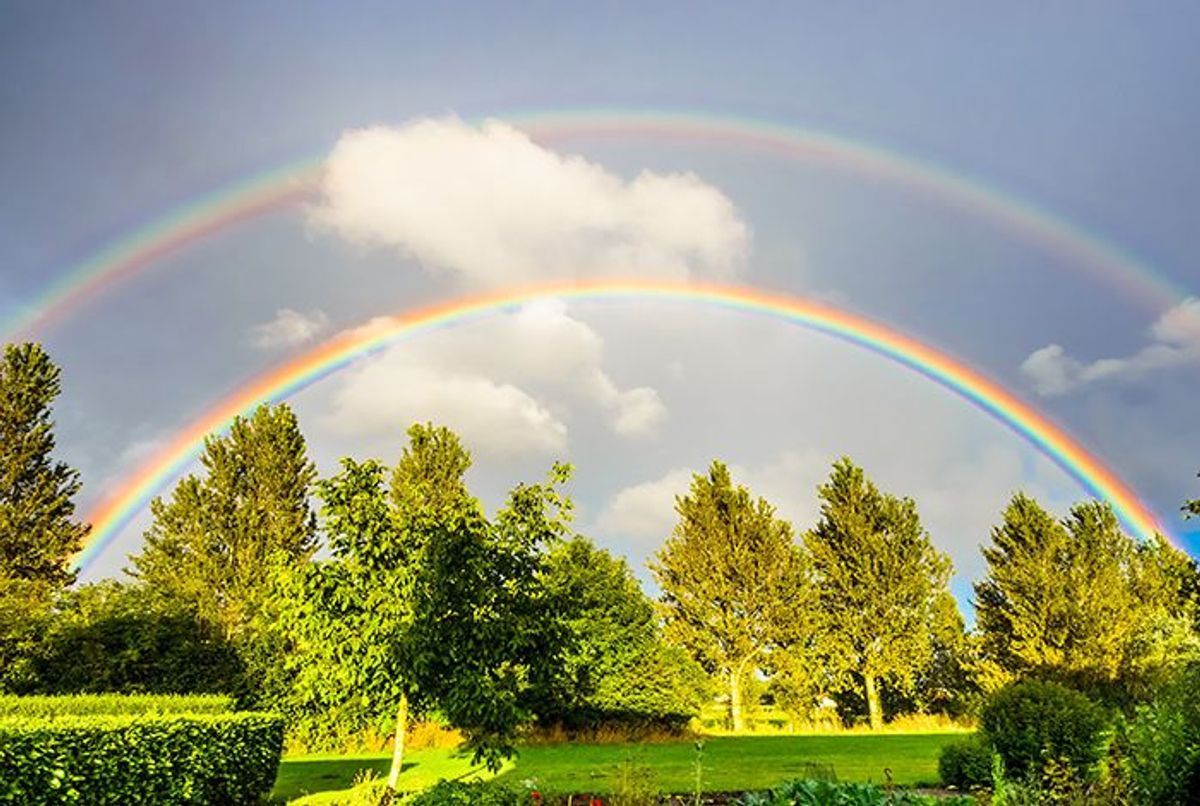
[4,109,1191,341]
[72,280,1167,573]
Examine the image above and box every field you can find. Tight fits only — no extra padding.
[274,732,967,803]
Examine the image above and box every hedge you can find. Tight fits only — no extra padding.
[0,694,234,719]
[0,712,283,805]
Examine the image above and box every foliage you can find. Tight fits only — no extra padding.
[0,693,233,718]
[0,343,88,588]
[1120,661,1200,804]
[973,495,1200,701]
[534,536,706,732]
[804,458,955,730]
[26,580,244,697]
[132,403,317,645]
[937,733,992,790]
[0,711,283,805]
[980,679,1109,783]
[1185,470,1199,519]
[740,778,971,805]
[407,779,531,806]
[276,424,570,783]
[652,461,810,731]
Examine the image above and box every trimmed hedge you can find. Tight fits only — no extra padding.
[0,712,283,805]
[0,694,234,719]
[938,733,993,790]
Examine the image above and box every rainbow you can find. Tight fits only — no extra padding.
[72,280,1168,573]
[4,109,1192,341]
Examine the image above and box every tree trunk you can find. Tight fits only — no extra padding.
[386,693,409,790]
[864,674,883,730]
[729,667,746,732]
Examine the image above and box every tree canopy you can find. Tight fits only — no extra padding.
[804,458,953,730]
[652,461,809,731]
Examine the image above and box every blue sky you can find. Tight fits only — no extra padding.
[1,2,1197,602]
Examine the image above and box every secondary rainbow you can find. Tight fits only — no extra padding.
[5,109,1191,341]
[72,280,1167,573]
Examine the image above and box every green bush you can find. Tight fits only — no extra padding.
[0,712,283,805]
[1122,662,1200,804]
[980,679,1109,782]
[740,779,971,805]
[407,780,531,805]
[0,693,234,719]
[938,733,993,790]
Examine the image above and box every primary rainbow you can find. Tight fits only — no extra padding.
[4,109,1191,341]
[72,279,1167,573]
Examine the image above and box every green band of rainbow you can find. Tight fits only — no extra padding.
[5,109,1191,341]
[72,280,1167,573]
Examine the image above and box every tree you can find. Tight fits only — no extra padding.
[652,461,809,732]
[278,424,569,791]
[804,458,954,730]
[1186,471,1200,519]
[132,403,317,643]
[534,536,706,732]
[974,494,1199,701]
[0,343,87,587]
[30,581,243,695]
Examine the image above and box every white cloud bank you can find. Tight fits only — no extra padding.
[1022,298,1200,396]
[249,308,330,349]
[310,117,749,286]
[316,301,665,457]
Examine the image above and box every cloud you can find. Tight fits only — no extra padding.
[1021,298,1200,396]
[321,361,567,457]
[310,117,749,286]
[312,301,666,456]
[249,308,330,349]
[595,451,827,542]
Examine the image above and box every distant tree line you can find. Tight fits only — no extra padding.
[3,343,1199,795]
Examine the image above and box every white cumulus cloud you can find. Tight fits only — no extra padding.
[313,301,667,457]
[310,117,749,286]
[1021,298,1200,396]
[249,308,330,349]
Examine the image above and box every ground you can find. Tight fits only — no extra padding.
[274,732,967,803]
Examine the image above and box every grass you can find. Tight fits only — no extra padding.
[273,732,966,802]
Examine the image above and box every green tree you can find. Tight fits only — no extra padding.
[30,580,243,694]
[278,424,569,791]
[0,343,87,586]
[652,461,809,732]
[974,495,1199,700]
[535,536,706,731]
[131,403,317,643]
[804,458,954,730]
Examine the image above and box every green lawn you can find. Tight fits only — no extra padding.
[274,733,966,803]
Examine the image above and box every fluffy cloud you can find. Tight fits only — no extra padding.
[313,301,666,457]
[1021,298,1200,396]
[310,117,749,286]
[249,308,330,349]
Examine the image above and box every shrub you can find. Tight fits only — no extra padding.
[938,733,993,790]
[1122,662,1200,804]
[407,780,531,805]
[0,712,283,805]
[0,693,234,719]
[980,679,1109,782]
[741,779,972,805]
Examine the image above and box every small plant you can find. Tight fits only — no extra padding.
[407,779,531,805]
[692,739,705,806]
[740,779,971,805]
[609,756,659,806]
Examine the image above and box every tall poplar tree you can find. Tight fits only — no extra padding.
[804,458,954,730]
[0,343,88,586]
[652,461,810,732]
[975,494,1199,697]
[132,403,316,641]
